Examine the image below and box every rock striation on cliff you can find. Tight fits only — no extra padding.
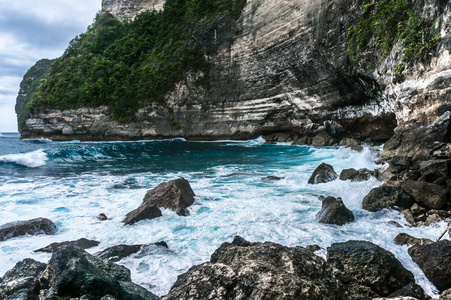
[17,0,450,143]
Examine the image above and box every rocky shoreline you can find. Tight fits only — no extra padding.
[1,139,451,299]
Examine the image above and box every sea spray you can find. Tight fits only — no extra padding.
[0,137,447,297]
[0,149,48,168]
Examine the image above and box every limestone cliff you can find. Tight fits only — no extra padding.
[102,0,165,20]
[17,0,451,143]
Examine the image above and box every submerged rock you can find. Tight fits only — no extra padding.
[262,175,284,181]
[394,233,434,246]
[316,196,354,225]
[408,240,451,292]
[0,258,46,300]
[163,236,344,300]
[97,213,108,221]
[95,242,169,262]
[362,184,413,212]
[308,163,338,184]
[34,238,100,253]
[0,218,57,242]
[95,244,143,262]
[39,245,158,299]
[327,240,415,298]
[123,177,195,225]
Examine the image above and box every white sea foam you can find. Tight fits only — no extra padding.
[0,149,48,167]
[0,143,446,298]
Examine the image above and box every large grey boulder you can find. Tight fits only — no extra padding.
[327,240,415,298]
[408,240,451,292]
[0,218,57,241]
[316,196,354,225]
[308,163,338,184]
[0,258,46,300]
[163,236,345,300]
[39,245,158,299]
[123,177,195,225]
[362,184,413,212]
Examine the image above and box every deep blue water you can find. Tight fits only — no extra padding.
[0,132,445,296]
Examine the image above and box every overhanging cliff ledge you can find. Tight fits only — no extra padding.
[16,0,450,144]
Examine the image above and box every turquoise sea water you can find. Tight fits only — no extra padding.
[0,132,447,296]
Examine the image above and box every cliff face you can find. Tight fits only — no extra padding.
[102,0,165,20]
[18,0,451,142]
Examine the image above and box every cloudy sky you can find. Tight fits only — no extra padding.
[0,0,102,132]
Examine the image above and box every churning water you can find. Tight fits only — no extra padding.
[0,133,447,297]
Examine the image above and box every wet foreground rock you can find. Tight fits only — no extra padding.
[163,236,344,300]
[327,240,417,298]
[0,246,159,299]
[163,237,422,300]
[0,218,57,242]
[316,196,354,225]
[123,177,195,225]
[408,240,451,292]
[0,258,46,300]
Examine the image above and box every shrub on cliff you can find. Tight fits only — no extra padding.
[27,0,246,124]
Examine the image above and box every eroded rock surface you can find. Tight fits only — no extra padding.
[327,240,415,298]
[316,196,354,225]
[0,218,57,242]
[163,236,345,300]
[39,245,159,299]
[0,258,46,300]
[308,163,338,184]
[34,238,100,253]
[123,177,195,224]
[408,240,451,292]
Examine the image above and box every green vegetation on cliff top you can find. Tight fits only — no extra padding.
[347,0,440,82]
[24,0,246,127]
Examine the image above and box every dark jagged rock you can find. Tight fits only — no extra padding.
[0,258,46,300]
[123,205,162,225]
[408,240,451,292]
[382,112,451,160]
[0,218,57,242]
[123,177,194,224]
[306,244,321,252]
[96,244,143,262]
[308,163,338,184]
[96,241,169,262]
[400,203,451,227]
[339,168,377,181]
[327,240,415,298]
[388,282,432,300]
[39,245,158,299]
[394,233,434,246]
[362,184,413,212]
[401,180,448,210]
[34,238,100,253]
[97,213,108,221]
[262,175,284,181]
[175,207,190,216]
[316,196,354,225]
[163,236,345,300]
